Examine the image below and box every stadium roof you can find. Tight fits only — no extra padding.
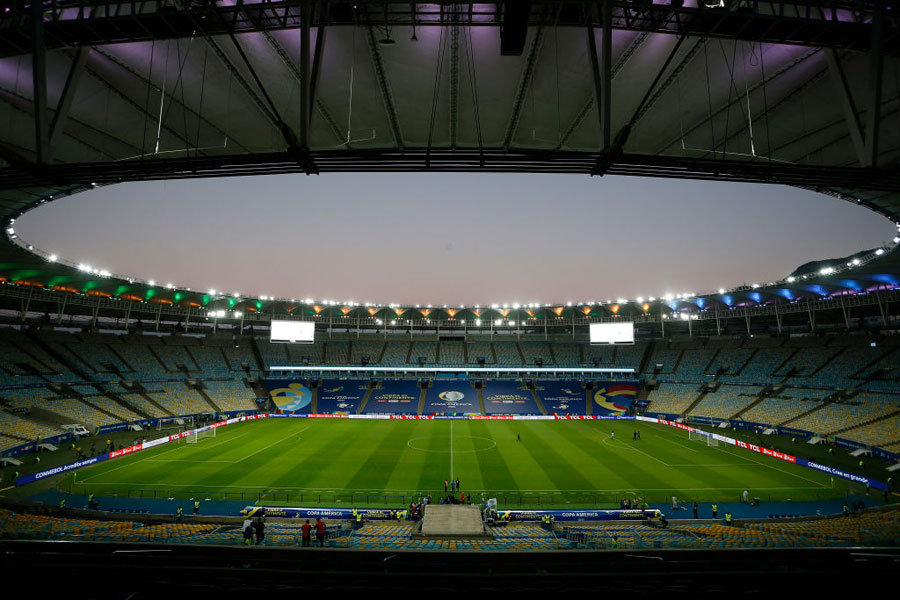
[0,1,899,319]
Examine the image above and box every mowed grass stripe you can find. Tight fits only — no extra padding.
[486,421,558,492]
[342,420,421,491]
[512,420,596,493]
[467,420,519,493]
[382,421,440,493]
[564,421,671,493]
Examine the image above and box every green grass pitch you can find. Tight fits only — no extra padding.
[66,418,844,508]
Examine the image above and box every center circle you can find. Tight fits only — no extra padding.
[407,435,497,453]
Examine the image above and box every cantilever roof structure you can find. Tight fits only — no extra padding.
[0,1,899,323]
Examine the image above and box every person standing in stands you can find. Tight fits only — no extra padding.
[693,502,698,519]
[242,517,254,546]
[711,503,718,519]
[725,512,733,526]
[175,506,183,522]
[315,517,326,547]
[193,500,200,515]
[255,517,265,545]
[301,519,312,547]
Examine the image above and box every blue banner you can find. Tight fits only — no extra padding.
[16,454,111,485]
[423,381,480,414]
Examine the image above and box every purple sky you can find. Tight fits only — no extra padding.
[15,173,897,305]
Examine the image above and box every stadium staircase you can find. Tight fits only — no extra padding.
[195,387,223,413]
[248,338,267,372]
[66,386,131,424]
[732,390,766,420]
[356,384,376,414]
[528,385,547,415]
[681,387,708,418]
[779,393,839,428]
[311,385,317,413]
[637,341,654,374]
[25,330,93,381]
[96,386,152,419]
[831,408,900,438]
[136,390,174,417]
[476,386,486,415]
[585,384,593,416]
[417,384,427,415]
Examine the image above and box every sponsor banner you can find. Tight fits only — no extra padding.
[390,415,434,420]
[16,454,110,485]
[241,506,660,522]
[241,506,406,520]
[497,508,662,522]
[799,459,888,490]
[471,415,514,420]
[423,382,480,414]
[366,380,420,412]
[482,381,539,415]
[96,423,131,434]
[535,380,587,415]
[317,379,368,413]
[307,413,351,419]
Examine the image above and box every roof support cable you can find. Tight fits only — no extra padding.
[140,40,156,161]
[425,19,448,164]
[463,24,484,164]
[716,39,740,162]
[154,41,169,156]
[758,41,773,163]
[743,41,757,159]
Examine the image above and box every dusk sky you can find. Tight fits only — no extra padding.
[15,173,897,306]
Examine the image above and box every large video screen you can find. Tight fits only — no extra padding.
[270,320,315,344]
[590,322,634,345]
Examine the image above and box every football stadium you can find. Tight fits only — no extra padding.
[1,0,900,594]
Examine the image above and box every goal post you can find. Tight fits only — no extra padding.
[688,430,718,447]
[186,426,216,444]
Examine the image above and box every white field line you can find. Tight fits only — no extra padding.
[234,425,311,464]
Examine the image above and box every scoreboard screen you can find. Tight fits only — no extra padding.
[270,320,315,344]
[590,322,635,345]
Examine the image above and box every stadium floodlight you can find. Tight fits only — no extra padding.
[875,249,885,255]
[852,259,861,265]
[717,288,725,294]
[6,228,13,235]
[209,289,217,296]
[495,319,503,326]
[234,311,243,318]
[391,319,397,325]
[48,254,57,262]
[166,283,173,289]
[475,319,482,326]
[894,237,900,244]
[819,267,834,275]
[751,283,760,288]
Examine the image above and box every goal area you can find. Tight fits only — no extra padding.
[689,430,719,447]
[157,417,192,432]
[186,427,216,444]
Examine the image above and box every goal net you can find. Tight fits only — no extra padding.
[688,430,719,447]
[186,427,216,444]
